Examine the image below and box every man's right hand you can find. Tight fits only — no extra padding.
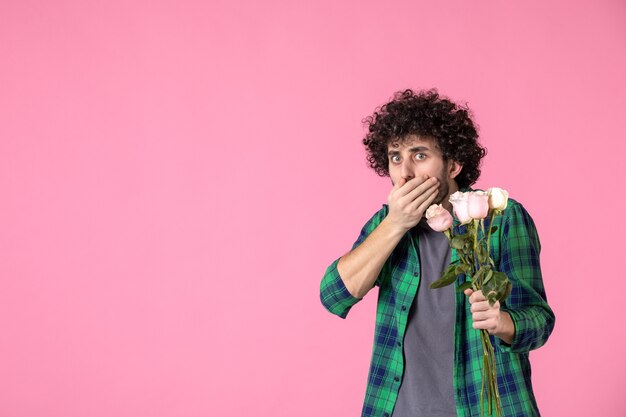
[385,175,440,232]
[337,175,440,299]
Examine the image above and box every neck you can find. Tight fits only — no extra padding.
[442,181,460,212]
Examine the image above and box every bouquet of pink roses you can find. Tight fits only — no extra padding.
[426,188,511,417]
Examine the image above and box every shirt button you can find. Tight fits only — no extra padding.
[413,271,418,276]
[401,306,407,311]
[384,414,389,417]
[397,341,401,347]
[394,376,400,382]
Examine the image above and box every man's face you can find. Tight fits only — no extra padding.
[387,135,460,206]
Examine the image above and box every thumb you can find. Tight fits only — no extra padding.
[463,288,474,297]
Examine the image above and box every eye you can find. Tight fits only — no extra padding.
[415,153,426,161]
[390,154,401,164]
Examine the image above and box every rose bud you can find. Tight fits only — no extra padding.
[449,191,472,225]
[487,187,509,211]
[426,204,454,232]
[468,191,489,219]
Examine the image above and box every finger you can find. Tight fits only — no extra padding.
[471,300,500,312]
[395,175,429,197]
[403,181,439,212]
[412,186,440,214]
[472,311,492,322]
[402,176,438,203]
[388,178,407,201]
[472,319,496,332]
[393,177,407,190]
[471,301,490,313]
[469,290,486,304]
[463,288,474,297]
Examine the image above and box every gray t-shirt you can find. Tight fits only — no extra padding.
[392,219,457,417]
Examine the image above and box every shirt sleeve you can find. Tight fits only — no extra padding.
[319,206,389,319]
[496,200,556,353]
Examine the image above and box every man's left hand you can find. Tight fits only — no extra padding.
[464,289,515,345]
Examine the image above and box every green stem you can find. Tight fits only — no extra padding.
[480,218,485,252]
[481,353,486,417]
[481,331,491,416]
[486,211,496,267]
[477,328,505,417]
[473,220,480,284]
[469,212,504,417]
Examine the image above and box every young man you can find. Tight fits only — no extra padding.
[320,89,555,417]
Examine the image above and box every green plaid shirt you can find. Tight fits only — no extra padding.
[320,197,555,417]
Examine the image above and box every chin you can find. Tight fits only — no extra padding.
[435,187,451,206]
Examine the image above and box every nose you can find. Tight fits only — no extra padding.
[400,160,414,181]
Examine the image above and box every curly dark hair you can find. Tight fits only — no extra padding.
[362,89,486,189]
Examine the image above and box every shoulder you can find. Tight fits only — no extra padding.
[499,197,541,243]
[365,204,389,221]
[501,197,534,223]
[351,204,390,248]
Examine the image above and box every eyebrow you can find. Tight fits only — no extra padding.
[387,146,431,154]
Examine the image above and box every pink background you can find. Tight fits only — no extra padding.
[2,1,625,416]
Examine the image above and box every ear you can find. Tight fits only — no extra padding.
[447,160,463,179]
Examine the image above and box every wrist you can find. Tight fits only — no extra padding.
[381,215,412,236]
[495,310,515,345]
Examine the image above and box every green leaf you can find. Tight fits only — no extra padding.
[481,277,496,295]
[456,282,473,293]
[479,270,512,304]
[430,265,457,288]
[471,267,483,286]
[430,272,457,289]
[500,281,513,301]
[476,245,486,265]
[492,271,508,287]
[455,264,471,275]
[473,265,495,285]
[483,269,494,285]
[451,235,466,250]
[487,291,498,306]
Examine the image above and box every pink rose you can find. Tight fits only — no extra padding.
[449,191,472,224]
[425,204,453,232]
[468,191,489,219]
